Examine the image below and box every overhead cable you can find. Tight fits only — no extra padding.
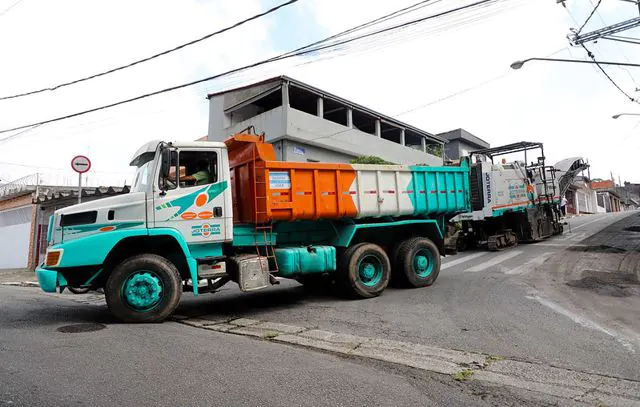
[0,0,300,101]
[0,0,500,141]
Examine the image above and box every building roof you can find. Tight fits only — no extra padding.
[34,186,130,204]
[591,180,615,190]
[436,128,489,149]
[207,75,447,144]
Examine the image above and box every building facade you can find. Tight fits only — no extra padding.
[207,76,445,165]
[436,128,490,161]
[591,180,622,213]
[0,181,128,270]
[565,176,598,215]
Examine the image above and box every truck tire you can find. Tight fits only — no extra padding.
[394,237,441,288]
[105,254,182,323]
[337,243,390,298]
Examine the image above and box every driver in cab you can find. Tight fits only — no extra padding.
[168,159,210,187]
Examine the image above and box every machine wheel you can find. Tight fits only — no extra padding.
[105,254,182,323]
[393,237,441,288]
[337,243,390,298]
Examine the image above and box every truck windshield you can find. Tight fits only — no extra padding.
[131,160,153,193]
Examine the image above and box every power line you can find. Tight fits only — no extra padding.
[587,0,638,87]
[0,0,501,141]
[394,47,569,117]
[0,0,23,18]
[0,0,446,143]
[576,0,602,35]
[581,44,638,103]
[0,0,300,101]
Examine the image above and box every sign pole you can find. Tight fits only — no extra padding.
[71,155,91,205]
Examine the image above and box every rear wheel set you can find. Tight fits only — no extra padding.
[336,237,441,298]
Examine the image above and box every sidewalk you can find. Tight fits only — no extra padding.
[0,268,38,286]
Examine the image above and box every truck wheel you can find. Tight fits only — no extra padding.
[338,243,390,298]
[394,237,441,288]
[105,254,182,323]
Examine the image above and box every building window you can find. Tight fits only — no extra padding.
[405,130,423,151]
[351,110,376,135]
[323,98,348,126]
[380,122,402,144]
[289,86,317,115]
[228,89,282,124]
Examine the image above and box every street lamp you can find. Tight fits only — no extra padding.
[612,113,640,119]
[510,58,640,70]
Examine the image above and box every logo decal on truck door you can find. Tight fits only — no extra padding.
[191,223,220,237]
[155,181,228,220]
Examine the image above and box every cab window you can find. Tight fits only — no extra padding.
[160,150,217,190]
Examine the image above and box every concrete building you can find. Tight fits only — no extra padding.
[0,177,128,270]
[436,128,490,161]
[565,176,598,215]
[591,180,622,213]
[207,76,445,165]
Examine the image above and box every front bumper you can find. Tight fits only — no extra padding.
[36,266,67,293]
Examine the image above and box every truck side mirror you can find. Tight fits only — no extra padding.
[159,148,171,194]
[161,149,171,180]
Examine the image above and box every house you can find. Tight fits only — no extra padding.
[591,180,622,213]
[436,128,490,161]
[565,176,598,215]
[0,176,129,270]
[207,76,446,165]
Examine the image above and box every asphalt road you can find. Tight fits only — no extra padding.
[0,287,574,407]
[174,211,640,381]
[2,212,638,405]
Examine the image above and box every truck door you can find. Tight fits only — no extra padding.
[153,147,228,245]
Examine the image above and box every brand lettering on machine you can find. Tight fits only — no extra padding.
[485,173,492,203]
[191,223,220,237]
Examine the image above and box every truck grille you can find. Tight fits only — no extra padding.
[469,164,484,211]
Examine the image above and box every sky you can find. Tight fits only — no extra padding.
[0,0,639,187]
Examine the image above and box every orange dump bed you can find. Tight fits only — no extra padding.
[226,134,358,223]
[225,133,470,224]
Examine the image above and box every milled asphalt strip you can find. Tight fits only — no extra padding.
[174,316,640,406]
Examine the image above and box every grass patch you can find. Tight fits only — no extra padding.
[485,355,504,364]
[454,369,474,381]
[262,330,280,339]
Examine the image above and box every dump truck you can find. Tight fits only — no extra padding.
[36,133,471,322]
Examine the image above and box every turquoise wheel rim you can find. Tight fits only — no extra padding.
[413,248,433,278]
[122,270,163,311]
[357,254,384,287]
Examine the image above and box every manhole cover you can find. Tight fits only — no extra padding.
[56,323,106,333]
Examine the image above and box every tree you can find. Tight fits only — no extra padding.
[426,144,443,158]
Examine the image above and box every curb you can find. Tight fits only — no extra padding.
[1,281,39,287]
[173,315,640,406]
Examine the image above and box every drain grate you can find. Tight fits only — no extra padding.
[56,323,106,333]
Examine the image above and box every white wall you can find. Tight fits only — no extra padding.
[0,206,31,269]
[286,109,442,166]
[208,94,442,166]
[208,102,286,142]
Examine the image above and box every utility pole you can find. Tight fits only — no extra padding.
[567,1,640,46]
